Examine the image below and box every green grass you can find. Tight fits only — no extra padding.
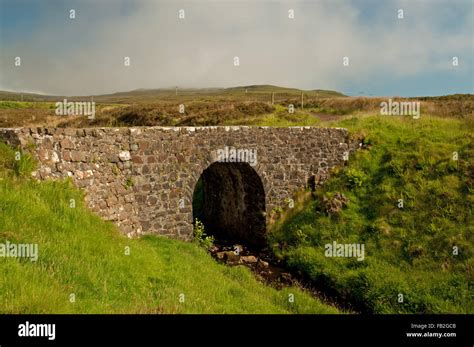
[0,101,56,110]
[270,115,473,313]
[0,143,338,314]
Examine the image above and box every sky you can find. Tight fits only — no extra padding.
[0,0,473,96]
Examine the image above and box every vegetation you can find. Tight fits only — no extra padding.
[1,87,472,128]
[0,86,472,314]
[0,101,56,110]
[269,115,473,313]
[0,142,338,314]
[193,219,215,250]
[0,144,36,178]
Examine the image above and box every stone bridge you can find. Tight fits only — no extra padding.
[0,126,357,247]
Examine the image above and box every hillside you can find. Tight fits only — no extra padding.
[0,85,345,104]
[0,85,347,127]
[0,90,472,129]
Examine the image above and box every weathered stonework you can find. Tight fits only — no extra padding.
[0,126,358,241]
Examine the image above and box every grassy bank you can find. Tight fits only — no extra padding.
[270,115,473,313]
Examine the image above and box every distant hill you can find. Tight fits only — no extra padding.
[0,85,346,103]
[1,87,472,104]
[0,90,61,102]
[225,84,344,96]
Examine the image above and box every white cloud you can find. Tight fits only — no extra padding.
[0,0,472,95]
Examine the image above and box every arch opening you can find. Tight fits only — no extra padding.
[192,162,266,250]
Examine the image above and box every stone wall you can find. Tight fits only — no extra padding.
[0,126,358,241]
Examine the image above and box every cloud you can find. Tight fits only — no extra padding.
[0,0,472,96]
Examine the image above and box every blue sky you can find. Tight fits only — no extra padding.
[0,0,473,96]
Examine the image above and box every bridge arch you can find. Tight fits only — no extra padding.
[192,161,267,249]
[0,126,355,240]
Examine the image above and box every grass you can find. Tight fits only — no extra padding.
[0,101,56,110]
[1,88,471,128]
[0,142,338,314]
[269,115,473,313]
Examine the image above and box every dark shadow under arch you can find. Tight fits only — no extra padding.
[192,162,266,250]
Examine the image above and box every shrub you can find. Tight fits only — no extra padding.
[344,168,366,188]
[193,219,214,250]
[0,143,36,178]
[124,177,134,189]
